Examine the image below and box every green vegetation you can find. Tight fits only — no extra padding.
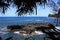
[48,8,60,18]
[0,0,59,16]
[48,14,60,18]
[48,8,60,26]
[0,0,47,15]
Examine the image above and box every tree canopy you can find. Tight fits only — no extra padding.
[0,0,60,16]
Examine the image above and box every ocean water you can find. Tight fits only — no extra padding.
[0,17,60,27]
[0,32,46,40]
[0,17,60,40]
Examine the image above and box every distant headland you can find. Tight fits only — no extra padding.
[48,14,60,18]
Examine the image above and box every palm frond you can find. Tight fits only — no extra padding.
[0,0,47,15]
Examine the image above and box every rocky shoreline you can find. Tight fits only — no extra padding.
[0,23,60,40]
[7,23,55,34]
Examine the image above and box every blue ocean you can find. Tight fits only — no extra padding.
[0,17,60,27]
[0,17,60,40]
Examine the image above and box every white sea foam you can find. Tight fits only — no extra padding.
[0,26,60,40]
[35,31,44,35]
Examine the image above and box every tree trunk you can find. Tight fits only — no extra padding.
[36,6,37,15]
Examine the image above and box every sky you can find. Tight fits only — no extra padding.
[0,5,52,17]
[0,0,58,17]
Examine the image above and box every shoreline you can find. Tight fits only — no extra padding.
[0,23,60,40]
[0,26,60,37]
[0,23,60,35]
